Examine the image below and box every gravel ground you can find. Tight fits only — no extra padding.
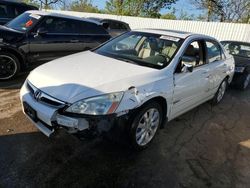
[0,76,250,188]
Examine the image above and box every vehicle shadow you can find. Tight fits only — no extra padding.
[0,72,28,89]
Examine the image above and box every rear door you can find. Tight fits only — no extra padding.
[204,40,227,92]
[28,16,82,65]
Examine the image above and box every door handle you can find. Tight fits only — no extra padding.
[70,39,79,43]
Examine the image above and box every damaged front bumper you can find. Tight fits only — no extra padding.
[20,82,128,137]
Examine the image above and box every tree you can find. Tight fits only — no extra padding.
[192,0,250,22]
[69,0,100,13]
[161,8,176,20]
[20,0,39,8]
[105,0,178,18]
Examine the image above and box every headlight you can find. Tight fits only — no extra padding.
[235,67,245,73]
[65,92,124,115]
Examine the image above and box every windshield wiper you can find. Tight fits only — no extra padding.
[114,57,138,65]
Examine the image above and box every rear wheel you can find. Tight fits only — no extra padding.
[239,73,250,90]
[130,102,163,150]
[212,78,228,104]
[0,52,20,80]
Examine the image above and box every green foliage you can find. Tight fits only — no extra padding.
[192,0,250,22]
[105,0,177,18]
[20,0,39,8]
[69,0,100,13]
[161,13,176,20]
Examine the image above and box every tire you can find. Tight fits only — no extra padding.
[238,73,250,90]
[129,102,163,150]
[212,78,228,104]
[0,52,20,80]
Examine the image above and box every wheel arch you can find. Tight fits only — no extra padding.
[0,48,25,69]
[135,96,168,128]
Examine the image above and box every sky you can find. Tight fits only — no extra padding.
[91,0,204,17]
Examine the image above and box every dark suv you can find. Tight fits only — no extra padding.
[0,11,111,80]
[0,0,38,25]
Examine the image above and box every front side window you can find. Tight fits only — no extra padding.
[38,17,78,34]
[95,32,183,69]
[206,41,222,63]
[6,12,41,32]
[175,40,204,73]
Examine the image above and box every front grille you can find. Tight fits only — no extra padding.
[27,81,66,107]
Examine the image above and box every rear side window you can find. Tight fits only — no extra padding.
[80,21,108,35]
[206,41,222,63]
[39,17,78,34]
[0,4,8,18]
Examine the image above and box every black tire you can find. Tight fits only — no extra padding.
[212,78,228,105]
[0,52,20,80]
[238,73,250,90]
[129,102,163,150]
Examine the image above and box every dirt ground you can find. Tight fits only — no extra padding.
[0,75,250,188]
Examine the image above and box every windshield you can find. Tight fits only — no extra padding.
[95,32,183,69]
[6,13,41,32]
[222,41,250,58]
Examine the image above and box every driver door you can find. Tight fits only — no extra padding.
[171,40,211,119]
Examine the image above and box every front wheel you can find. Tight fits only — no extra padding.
[212,78,228,104]
[0,52,20,80]
[130,102,163,150]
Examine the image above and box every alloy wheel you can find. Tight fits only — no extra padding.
[0,55,17,80]
[217,80,227,102]
[135,108,160,146]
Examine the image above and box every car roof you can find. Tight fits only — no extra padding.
[134,29,211,39]
[88,17,129,25]
[1,0,38,9]
[221,40,250,45]
[26,10,101,25]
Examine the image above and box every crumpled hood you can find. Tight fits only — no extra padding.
[28,51,162,103]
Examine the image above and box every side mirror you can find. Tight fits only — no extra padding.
[36,27,47,36]
[183,63,194,72]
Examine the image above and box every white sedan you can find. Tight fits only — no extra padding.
[20,29,235,149]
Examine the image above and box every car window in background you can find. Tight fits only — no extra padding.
[206,41,222,63]
[6,12,41,32]
[223,42,250,58]
[39,17,78,34]
[95,32,183,69]
[0,4,8,18]
[80,21,108,34]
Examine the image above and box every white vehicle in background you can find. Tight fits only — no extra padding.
[20,29,235,149]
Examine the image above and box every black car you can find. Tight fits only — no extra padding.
[0,0,38,25]
[87,17,131,37]
[221,41,250,90]
[0,11,111,80]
